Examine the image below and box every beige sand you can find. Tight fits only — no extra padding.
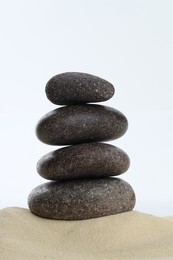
[0,207,173,260]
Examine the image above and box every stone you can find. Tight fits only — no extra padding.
[36,104,128,145]
[28,178,136,220]
[37,142,130,180]
[45,72,115,105]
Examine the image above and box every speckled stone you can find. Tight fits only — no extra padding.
[37,143,130,180]
[45,72,115,105]
[36,104,128,145]
[28,178,136,220]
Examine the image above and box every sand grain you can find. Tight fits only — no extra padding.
[0,207,173,259]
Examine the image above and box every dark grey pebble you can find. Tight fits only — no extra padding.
[37,143,130,180]
[45,72,115,105]
[28,178,136,220]
[36,104,128,145]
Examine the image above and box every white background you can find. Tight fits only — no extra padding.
[0,0,173,216]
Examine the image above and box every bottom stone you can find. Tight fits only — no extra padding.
[28,178,136,220]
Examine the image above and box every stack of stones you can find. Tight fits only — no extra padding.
[28,72,136,220]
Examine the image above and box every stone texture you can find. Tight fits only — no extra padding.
[45,72,115,105]
[37,142,130,180]
[36,104,128,145]
[28,178,136,220]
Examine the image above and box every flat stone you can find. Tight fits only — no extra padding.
[36,104,128,145]
[45,72,115,105]
[28,178,136,220]
[37,143,130,180]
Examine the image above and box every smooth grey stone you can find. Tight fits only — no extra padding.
[28,178,136,220]
[36,104,128,145]
[45,72,115,105]
[37,143,130,180]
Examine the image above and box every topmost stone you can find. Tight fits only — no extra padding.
[45,72,115,105]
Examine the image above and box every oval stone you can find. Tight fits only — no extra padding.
[36,104,128,145]
[28,178,136,220]
[37,143,130,180]
[45,72,115,105]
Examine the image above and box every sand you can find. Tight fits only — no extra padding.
[0,207,173,260]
